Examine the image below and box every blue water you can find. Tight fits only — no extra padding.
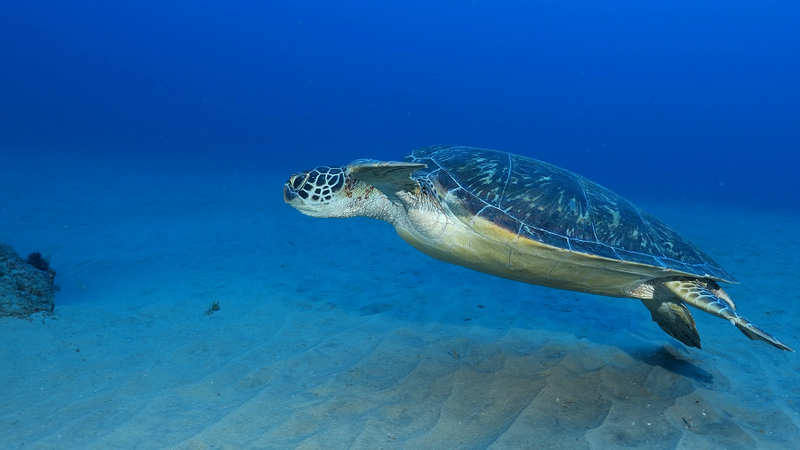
[2,0,798,207]
[2,2,799,448]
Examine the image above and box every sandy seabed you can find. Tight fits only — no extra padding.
[1,150,798,449]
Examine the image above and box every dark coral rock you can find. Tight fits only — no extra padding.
[1,243,57,318]
[26,252,51,272]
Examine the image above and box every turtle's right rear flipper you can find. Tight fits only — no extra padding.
[640,298,702,349]
[664,279,794,352]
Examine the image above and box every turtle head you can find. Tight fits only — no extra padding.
[283,166,347,217]
[284,165,385,219]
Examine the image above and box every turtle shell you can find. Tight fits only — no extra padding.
[404,145,735,283]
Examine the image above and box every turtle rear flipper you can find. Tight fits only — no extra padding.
[640,298,702,349]
[347,160,426,203]
[664,279,794,352]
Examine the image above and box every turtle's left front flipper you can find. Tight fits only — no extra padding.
[664,279,794,352]
[347,160,426,203]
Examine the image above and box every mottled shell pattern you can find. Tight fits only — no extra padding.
[404,145,734,283]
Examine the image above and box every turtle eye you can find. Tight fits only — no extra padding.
[291,174,306,190]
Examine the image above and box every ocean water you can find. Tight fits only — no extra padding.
[1,1,799,448]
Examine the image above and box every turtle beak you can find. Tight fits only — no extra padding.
[283,171,308,204]
[283,183,298,203]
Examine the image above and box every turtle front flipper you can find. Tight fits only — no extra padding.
[664,279,794,352]
[347,160,426,203]
[640,298,702,349]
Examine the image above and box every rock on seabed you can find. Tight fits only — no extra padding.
[0,243,56,317]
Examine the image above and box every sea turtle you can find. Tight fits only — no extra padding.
[283,145,792,351]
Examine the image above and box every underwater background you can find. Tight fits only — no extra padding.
[2,1,799,449]
[3,0,799,207]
